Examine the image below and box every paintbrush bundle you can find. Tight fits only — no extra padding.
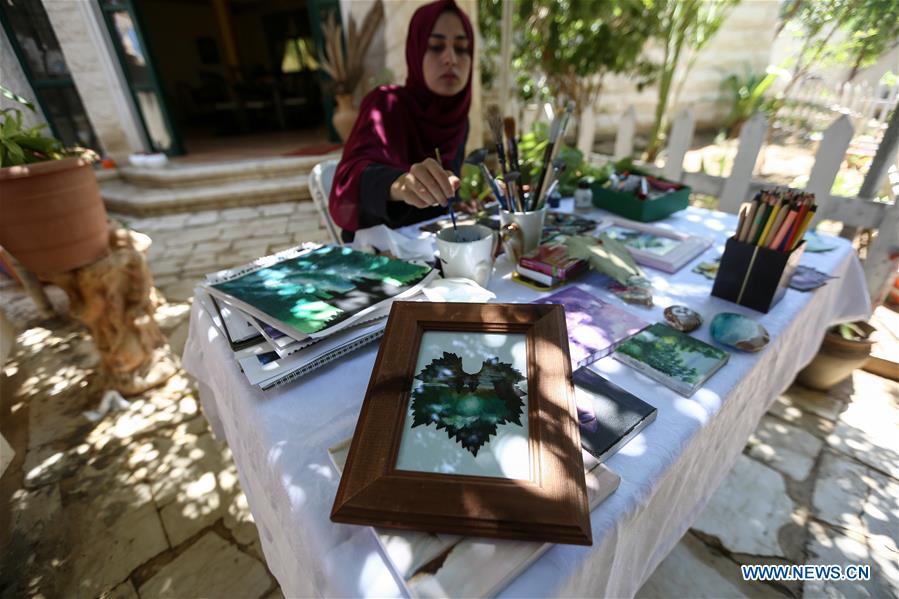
[480,101,576,214]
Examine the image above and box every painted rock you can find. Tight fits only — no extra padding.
[710,313,770,352]
[664,305,702,332]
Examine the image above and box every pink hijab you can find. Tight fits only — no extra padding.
[328,0,473,232]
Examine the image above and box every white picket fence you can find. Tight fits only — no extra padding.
[586,106,899,304]
[780,78,899,142]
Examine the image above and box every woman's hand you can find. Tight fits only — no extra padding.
[390,158,460,208]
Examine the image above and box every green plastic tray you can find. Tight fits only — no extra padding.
[591,180,690,222]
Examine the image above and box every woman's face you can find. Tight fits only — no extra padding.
[422,11,471,97]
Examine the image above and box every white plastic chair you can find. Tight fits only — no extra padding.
[308,159,342,245]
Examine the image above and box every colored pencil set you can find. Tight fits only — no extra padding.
[734,189,816,252]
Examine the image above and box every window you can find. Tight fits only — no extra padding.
[0,0,101,152]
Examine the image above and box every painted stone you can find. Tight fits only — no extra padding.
[664,305,703,332]
[710,313,770,352]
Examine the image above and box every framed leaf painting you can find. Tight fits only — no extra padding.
[331,301,598,545]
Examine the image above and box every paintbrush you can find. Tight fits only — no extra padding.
[537,159,567,210]
[538,101,575,207]
[503,116,528,209]
[505,171,523,212]
[530,114,561,211]
[486,105,508,179]
[464,148,507,211]
[435,148,457,231]
[503,116,521,172]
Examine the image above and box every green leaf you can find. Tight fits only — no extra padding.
[3,139,25,165]
[0,84,35,112]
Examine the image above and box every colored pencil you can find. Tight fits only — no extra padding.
[768,206,799,250]
[785,198,811,250]
[761,199,790,247]
[739,197,760,241]
[789,206,817,250]
[757,199,785,247]
[735,203,749,240]
[747,195,772,245]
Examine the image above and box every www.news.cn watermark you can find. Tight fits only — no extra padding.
[742,564,871,582]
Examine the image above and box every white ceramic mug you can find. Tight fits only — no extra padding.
[499,206,546,254]
[435,224,498,287]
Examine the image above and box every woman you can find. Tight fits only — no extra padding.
[329,0,473,242]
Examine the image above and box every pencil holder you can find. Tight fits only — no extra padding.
[711,236,805,313]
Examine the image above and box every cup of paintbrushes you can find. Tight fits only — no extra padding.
[499,205,546,255]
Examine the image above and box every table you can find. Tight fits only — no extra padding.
[182,206,871,597]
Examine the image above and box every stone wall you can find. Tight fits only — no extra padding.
[117,200,330,291]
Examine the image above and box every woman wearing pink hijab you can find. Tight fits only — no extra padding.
[329,0,473,241]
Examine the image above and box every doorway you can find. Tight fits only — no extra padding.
[133,0,335,159]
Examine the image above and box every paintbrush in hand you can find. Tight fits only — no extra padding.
[435,148,456,231]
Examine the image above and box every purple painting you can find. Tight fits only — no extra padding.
[535,287,649,367]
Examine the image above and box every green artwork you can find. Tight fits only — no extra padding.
[616,323,727,387]
[604,226,680,256]
[410,352,526,457]
[211,246,430,335]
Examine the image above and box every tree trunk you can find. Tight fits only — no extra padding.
[40,227,178,396]
[577,103,596,156]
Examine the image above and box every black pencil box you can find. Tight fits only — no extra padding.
[711,236,805,313]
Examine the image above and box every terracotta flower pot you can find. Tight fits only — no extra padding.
[796,322,876,391]
[332,93,359,142]
[0,157,109,274]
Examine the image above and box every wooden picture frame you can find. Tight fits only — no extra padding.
[331,301,594,545]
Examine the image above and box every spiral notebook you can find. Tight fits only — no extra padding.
[197,289,386,388]
[204,243,435,341]
[237,318,386,389]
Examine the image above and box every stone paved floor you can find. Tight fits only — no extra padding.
[1,280,896,598]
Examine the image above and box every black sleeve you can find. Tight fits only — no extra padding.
[355,121,469,231]
[358,163,412,230]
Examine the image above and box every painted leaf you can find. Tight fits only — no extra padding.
[410,352,526,457]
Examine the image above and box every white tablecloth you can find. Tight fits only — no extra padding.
[182,206,870,598]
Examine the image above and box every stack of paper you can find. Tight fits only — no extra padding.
[197,243,436,389]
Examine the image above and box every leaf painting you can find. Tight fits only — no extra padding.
[410,352,526,456]
[211,246,431,335]
[604,226,680,256]
[616,323,727,386]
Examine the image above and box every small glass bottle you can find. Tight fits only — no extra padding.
[574,179,593,211]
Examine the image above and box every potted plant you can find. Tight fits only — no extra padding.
[796,321,877,390]
[319,0,384,141]
[0,85,109,274]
